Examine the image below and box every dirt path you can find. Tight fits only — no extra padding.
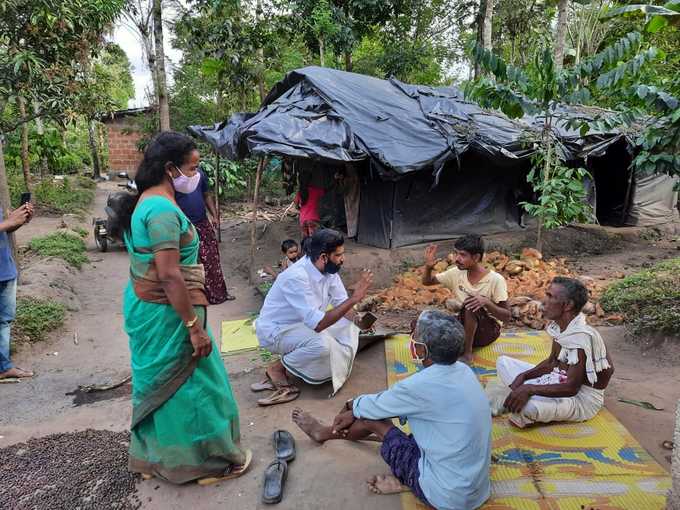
[1,184,676,509]
[1,184,400,510]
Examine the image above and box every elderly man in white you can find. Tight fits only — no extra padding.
[252,229,373,406]
[497,277,614,428]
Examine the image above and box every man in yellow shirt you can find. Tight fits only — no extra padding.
[422,235,510,365]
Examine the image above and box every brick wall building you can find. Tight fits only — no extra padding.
[102,107,154,175]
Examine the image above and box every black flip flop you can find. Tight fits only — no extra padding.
[262,459,288,504]
[273,430,296,462]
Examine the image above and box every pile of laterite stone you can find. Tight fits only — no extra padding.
[375,248,621,329]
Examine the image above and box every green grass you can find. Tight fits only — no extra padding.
[600,258,680,337]
[71,227,89,239]
[33,177,95,214]
[29,232,88,268]
[256,281,273,296]
[14,298,66,343]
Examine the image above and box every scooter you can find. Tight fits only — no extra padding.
[93,173,136,252]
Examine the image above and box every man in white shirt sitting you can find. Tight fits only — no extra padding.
[253,229,373,406]
[292,310,492,510]
[497,277,615,428]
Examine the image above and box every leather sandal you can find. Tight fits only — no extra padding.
[257,387,300,407]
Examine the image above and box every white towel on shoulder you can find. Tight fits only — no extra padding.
[545,313,609,385]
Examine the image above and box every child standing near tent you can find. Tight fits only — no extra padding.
[295,169,325,239]
[421,235,511,365]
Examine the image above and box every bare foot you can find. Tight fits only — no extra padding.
[266,361,290,388]
[0,367,34,379]
[292,407,333,443]
[367,474,409,495]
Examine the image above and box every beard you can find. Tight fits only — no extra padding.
[324,260,342,274]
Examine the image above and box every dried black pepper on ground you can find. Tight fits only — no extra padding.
[0,429,141,509]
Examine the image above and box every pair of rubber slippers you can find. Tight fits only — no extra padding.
[263,430,295,504]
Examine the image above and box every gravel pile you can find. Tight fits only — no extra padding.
[0,429,141,509]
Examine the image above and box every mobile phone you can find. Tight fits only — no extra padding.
[20,192,31,205]
[357,312,378,331]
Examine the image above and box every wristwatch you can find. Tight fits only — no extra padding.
[185,316,199,329]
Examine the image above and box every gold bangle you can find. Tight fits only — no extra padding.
[185,316,199,329]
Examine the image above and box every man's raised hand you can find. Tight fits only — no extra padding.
[353,269,373,302]
[424,244,438,268]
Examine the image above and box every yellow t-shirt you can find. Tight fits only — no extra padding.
[435,267,508,307]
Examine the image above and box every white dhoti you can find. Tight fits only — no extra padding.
[257,319,359,396]
[496,355,604,428]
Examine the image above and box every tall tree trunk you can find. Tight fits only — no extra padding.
[0,132,17,258]
[97,123,107,173]
[474,0,494,78]
[87,120,101,179]
[141,29,158,105]
[153,0,170,131]
[257,48,266,104]
[483,0,494,52]
[255,0,266,104]
[33,103,48,178]
[345,51,353,72]
[554,0,569,71]
[670,399,680,510]
[17,97,30,191]
[318,37,325,67]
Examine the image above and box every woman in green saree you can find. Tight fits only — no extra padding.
[116,132,250,484]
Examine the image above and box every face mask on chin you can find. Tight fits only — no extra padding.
[171,166,201,194]
[408,336,428,363]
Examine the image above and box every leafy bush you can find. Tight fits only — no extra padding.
[76,175,97,189]
[200,158,284,201]
[7,168,26,207]
[14,298,66,342]
[71,227,89,238]
[29,232,88,268]
[600,258,680,336]
[33,177,95,214]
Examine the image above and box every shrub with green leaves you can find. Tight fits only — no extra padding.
[14,298,66,343]
[600,258,680,336]
[33,177,95,214]
[29,232,88,268]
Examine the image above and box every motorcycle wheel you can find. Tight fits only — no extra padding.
[94,227,108,252]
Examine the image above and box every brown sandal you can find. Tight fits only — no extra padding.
[197,449,253,486]
[257,387,300,406]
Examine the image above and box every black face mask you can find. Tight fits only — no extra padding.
[323,257,342,274]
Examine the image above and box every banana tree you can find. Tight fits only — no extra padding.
[467,31,660,250]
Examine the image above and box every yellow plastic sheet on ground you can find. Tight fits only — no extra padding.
[220,318,259,355]
[384,330,670,510]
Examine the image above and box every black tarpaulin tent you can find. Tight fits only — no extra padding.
[189,66,678,248]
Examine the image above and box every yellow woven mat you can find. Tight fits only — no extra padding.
[220,318,259,355]
[384,330,670,510]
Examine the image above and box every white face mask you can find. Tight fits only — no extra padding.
[172,166,201,194]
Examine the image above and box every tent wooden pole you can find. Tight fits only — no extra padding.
[619,167,635,226]
[215,152,221,243]
[249,157,266,284]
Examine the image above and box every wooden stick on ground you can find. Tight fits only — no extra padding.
[249,157,267,284]
[280,200,295,221]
